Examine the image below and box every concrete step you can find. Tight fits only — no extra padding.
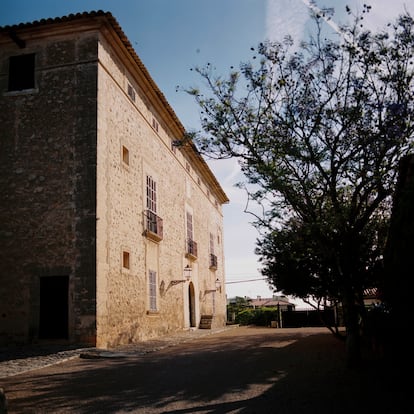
[199,315,213,329]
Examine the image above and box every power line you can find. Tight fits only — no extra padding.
[225,278,267,284]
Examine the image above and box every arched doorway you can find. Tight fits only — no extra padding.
[188,282,196,327]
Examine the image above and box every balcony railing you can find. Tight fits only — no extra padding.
[209,253,218,270]
[186,238,198,260]
[143,210,163,242]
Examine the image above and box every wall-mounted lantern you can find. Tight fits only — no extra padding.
[215,278,221,293]
[184,264,192,281]
[204,278,222,296]
[170,265,192,287]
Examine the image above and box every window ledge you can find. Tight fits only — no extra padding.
[185,252,197,261]
[146,310,160,316]
[143,230,163,242]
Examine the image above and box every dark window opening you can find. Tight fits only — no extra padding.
[8,53,35,91]
[122,145,129,165]
[144,209,163,240]
[127,83,136,102]
[152,118,159,132]
[123,251,130,269]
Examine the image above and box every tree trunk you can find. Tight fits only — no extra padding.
[342,293,361,368]
[345,325,361,367]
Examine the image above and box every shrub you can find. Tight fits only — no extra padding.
[235,309,255,325]
[235,308,280,326]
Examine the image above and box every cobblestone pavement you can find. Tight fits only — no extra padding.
[0,325,238,379]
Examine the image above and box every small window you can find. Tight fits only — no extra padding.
[148,270,157,311]
[123,251,130,269]
[210,233,215,255]
[8,54,35,91]
[186,212,194,242]
[186,212,198,259]
[146,175,157,213]
[122,145,129,165]
[209,232,217,269]
[127,83,136,102]
[152,118,159,132]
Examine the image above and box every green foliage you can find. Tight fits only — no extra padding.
[234,309,254,325]
[235,308,279,326]
[256,211,389,303]
[253,308,280,326]
[227,296,250,323]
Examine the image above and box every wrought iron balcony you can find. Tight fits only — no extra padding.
[143,210,163,242]
[209,253,218,270]
[186,238,198,260]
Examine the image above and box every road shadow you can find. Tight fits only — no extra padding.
[0,327,406,413]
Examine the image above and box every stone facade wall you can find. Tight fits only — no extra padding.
[96,33,226,347]
[0,14,227,347]
[0,31,99,345]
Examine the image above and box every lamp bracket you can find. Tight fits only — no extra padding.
[170,280,187,286]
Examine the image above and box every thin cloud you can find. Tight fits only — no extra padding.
[267,0,414,48]
[266,0,309,43]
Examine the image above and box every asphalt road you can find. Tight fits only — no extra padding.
[0,326,406,413]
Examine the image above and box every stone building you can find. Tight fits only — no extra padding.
[0,11,229,348]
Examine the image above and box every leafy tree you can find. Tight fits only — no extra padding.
[186,7,414,366]
[256,212,389,337]
[227,296,250,323]
[257,208,389,304]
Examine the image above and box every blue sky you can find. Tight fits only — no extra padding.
[1,0,413,305]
